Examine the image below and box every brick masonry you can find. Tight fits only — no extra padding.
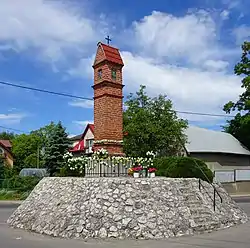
[92,43,124,155]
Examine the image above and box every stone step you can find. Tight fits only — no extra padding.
[186,204,211,210]
[190,209,213,216]
[191,221,222,232]
[192,215,218,223]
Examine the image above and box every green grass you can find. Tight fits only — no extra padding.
[0,189,30,200]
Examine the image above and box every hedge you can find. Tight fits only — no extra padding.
[1,176,40,192]
[155,156,213,183]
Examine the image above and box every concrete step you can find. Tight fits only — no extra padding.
[192,215,219,223]
[190,220,221,231]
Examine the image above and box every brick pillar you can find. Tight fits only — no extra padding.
[92,42,124,155]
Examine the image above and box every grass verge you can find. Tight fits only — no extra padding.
[0,189,30,200]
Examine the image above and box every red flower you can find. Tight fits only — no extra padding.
[132,166,143,172]
[148,168,157,173]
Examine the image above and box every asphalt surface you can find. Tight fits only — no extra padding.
[1,200,250,248]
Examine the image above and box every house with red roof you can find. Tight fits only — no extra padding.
[0,139,14,167]
[69,124,94,155]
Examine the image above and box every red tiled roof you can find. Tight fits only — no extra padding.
[99,43,124,66]
[70,140,85,153]
[0,140,12,148]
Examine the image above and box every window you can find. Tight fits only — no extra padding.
[86,139,94,148]
[98,69,102,79]
[111,68,117,80]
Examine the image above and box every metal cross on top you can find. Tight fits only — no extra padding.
[105,35,112,45]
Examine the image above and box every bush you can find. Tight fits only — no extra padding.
[56,165,85,177]
[154,157,178,177]
[0,189,21,200]
[0,189,30,200]
[1,176,40,192]
[4,166,17,178]
[155,156,213,183]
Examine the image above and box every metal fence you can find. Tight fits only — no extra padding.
[214,169,250,183]
[85,159,133,177]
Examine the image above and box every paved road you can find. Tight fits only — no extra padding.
[1,202,250,248]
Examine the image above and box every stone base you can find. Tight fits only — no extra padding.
[7,177,248,240]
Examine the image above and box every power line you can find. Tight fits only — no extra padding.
[0,81,93,101]
[0,125,28,133]
[0,80,236,118]
[175,111,235,118]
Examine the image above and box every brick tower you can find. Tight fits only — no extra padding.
[92,42,124,155]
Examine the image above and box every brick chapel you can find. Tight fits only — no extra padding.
[70,40,124,156]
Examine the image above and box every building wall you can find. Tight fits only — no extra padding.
[190,152,250,168]
[0,147,13,167]
[84,129,94,146]
[5,150,14,167]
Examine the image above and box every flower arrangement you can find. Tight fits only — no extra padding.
[128,167,134,176]
[132,166,143,172]
[93,148,109,159]
[63,150,156,177]
[148,167,157,173]
[64,155,87,176]
[146,151,156,158]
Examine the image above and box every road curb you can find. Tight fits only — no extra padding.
[231,196,250,203]
[0,201,22,208]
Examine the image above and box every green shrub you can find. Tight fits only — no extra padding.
[155,156,213,183]
[0,189,30,200]
[154,157,178,176]
[4,166,17,178]
[2,176,40,192]
[56,166,85,177]
[0,156,4,180]
[0,189,21,200]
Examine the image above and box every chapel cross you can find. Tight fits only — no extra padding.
[105,35,112,45]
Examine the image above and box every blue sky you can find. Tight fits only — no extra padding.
[0,0,250,136]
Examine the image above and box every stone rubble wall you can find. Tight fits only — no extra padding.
[7,177,248,240]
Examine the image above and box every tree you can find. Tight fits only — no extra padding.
[31,122,57,147]
[0,131,16,140]
[223,41,250,149]
[44,122,70,176]
[0,155,4,180]
[12,133,42,171]
[123,85,188,157]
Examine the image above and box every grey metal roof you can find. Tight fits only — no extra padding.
[185,126,250,156]
[68,134,82,141]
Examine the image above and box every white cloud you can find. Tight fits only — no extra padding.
[0,0,102,62]
[73,120,93,131]
[233,25,250,44]
[118,10,243,126]
[220,10,230,20]
[68,55,94,79]
[130,10,221,65]
[122,51,241,123]
[202,60,229,71]
[69,99,94,109]
[0,113,26,124]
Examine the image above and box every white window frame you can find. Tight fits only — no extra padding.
[86,139,94,148]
